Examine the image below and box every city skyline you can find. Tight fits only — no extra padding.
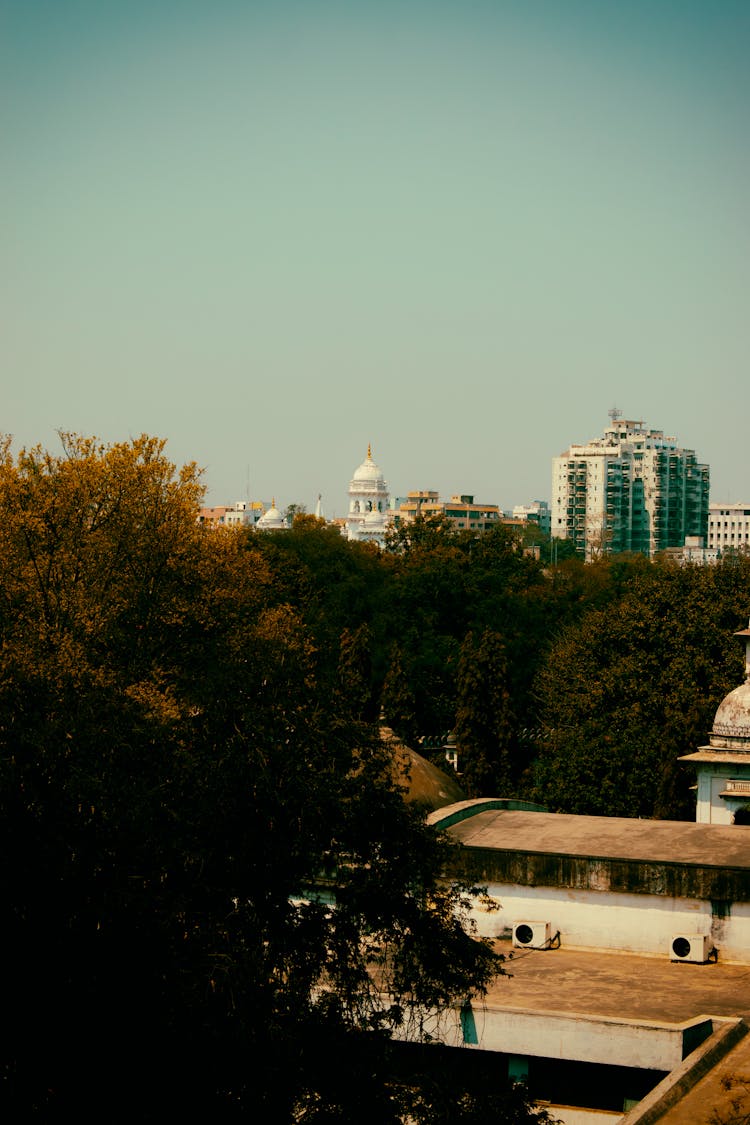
[4,1,748,517]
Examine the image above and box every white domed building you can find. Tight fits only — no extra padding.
[255,498,288,531]
[346,445,391,546]
[680,621,750,823]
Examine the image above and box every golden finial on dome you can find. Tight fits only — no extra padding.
[367,442,372,459]
[272,496,276,508]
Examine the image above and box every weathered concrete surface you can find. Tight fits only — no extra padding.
[468,881,750,961]
[620,1019,750,1124]
[478,945,750,1120]
[469,1005,712,1071]
[437,808,750,867]
[483,942,750,1024]
[437,808,750,899]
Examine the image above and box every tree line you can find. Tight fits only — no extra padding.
[254,508,750,821]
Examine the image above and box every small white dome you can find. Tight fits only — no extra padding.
[352,444,386,486]
[710,623,750,748]
[354,461,383,482]
[256,499,287,530]
[711,682,750,748]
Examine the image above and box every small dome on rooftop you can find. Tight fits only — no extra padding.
[709,621,750,749]
[711,682,750,747]
[256,499,287,530]
[380,722,466,811]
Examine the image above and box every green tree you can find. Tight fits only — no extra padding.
[381,641,421,746]
[385,513,463,556]
[338,623,375,721]
[532,559,750,818]
[284,500,307,522]
[543,535,577,565]
[381,518,470,736]
[455,630,516,797]
[251,515,389,692]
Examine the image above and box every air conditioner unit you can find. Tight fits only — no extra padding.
[512,921,551,949]
[670,934,714,963]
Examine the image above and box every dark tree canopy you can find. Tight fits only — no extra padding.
[531,559,750,818]
[455,630,516,797]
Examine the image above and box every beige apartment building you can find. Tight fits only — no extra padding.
[708,502,750,557]
[396,491,501,531]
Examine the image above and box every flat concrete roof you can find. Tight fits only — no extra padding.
[483,943,750,1124]
[441,808,750,869]
[680,749,750,764]
[484,941,750,1024]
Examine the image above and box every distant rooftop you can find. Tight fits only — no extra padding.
[430,806,750,870]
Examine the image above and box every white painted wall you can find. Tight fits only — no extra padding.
[468,1006,703,1071]
[471,884,750,963]
[695,764,750,824]
[553,1110,623,1125]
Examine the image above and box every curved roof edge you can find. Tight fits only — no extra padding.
[426,797,549,830]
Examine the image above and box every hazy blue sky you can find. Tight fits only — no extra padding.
[4,0,748,516]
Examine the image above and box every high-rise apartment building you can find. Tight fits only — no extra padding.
[551,411,709,560]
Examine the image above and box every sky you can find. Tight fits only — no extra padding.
[3,0,749,518]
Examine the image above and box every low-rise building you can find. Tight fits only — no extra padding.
[425,798,750,1121]
[512,499,551,536]
[660,535,720,566]
[708,502,750,557]
[397,491,501,531]
[679,621,750,823]
[433,802,750,961]
[197,501,264,528]
[410,621,750,1121]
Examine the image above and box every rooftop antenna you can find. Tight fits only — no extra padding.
[608,406,622,426]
